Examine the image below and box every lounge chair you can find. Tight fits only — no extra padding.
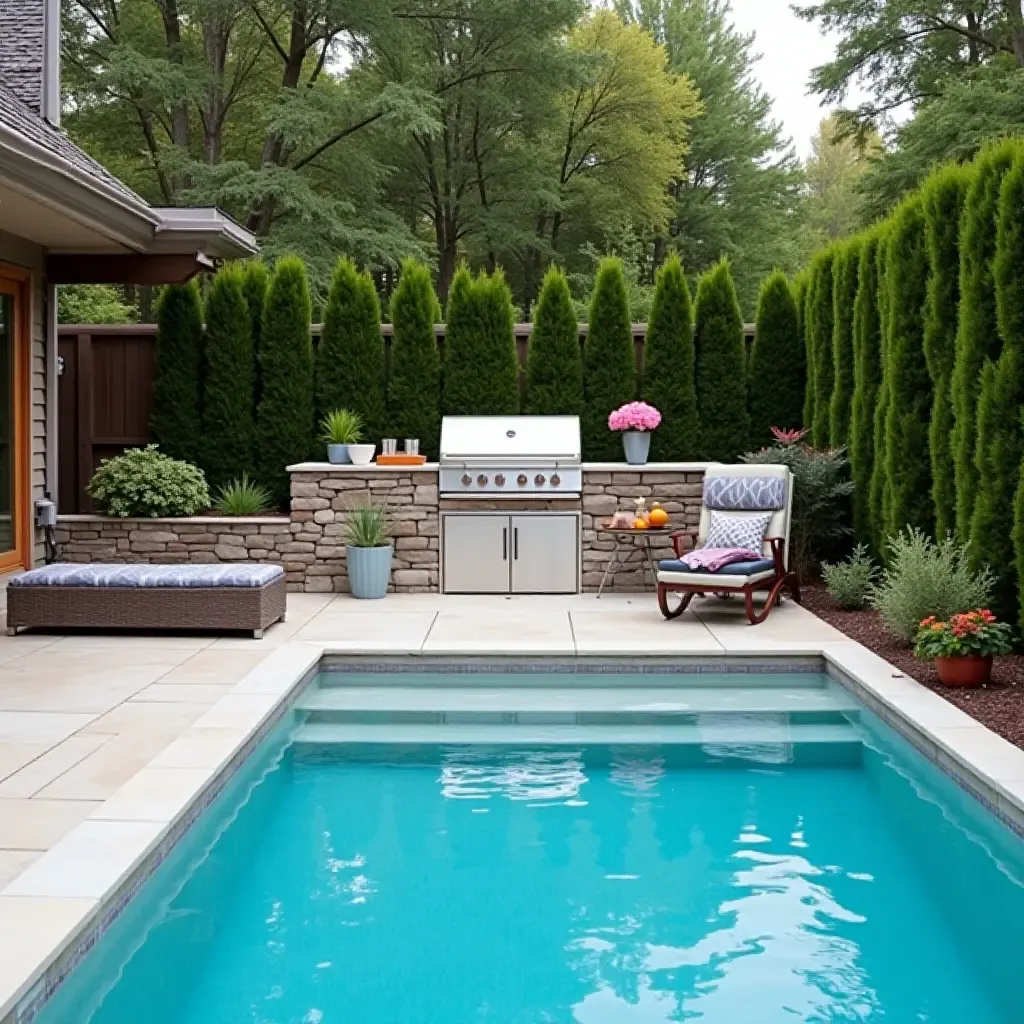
[656,463,798,625]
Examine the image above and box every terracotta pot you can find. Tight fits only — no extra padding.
[934,654,993,687]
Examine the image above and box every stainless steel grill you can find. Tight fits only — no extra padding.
[439,415,582,497]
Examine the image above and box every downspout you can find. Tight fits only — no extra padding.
[42,0,61,126]
[43,279,58,562]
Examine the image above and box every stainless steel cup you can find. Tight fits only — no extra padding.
[382,438,398,456]
[404,438,420,455]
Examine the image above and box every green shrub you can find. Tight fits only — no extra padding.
[801,272,816,431]
[582,257,636,460]
[869,230,892,555]
[320,408,363,445]
[316,258,386,443]
[868,528,995,644]
[213,474,273,516]
[749,270,803,446]
[524,265,583,416]
[386,259,442,457]
[829,239,860,448]
[822,544,880,610]
[1012,444,1024,633]
[809,250,835,448]
[88,445,209,518]
[642,253,699,460]
[952,141,1017,541]
[255,256,314,508]
[345,504,391,547]
[742,438,853,581]
[695,260,748,461]
[883,199,933,539]
[150,282,203,464]
[243,262,269,412]
[442,265,519,416]
[200,265,254,492]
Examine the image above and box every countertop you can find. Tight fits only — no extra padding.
[288,461,715,473]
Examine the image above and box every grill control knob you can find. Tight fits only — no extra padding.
[517,474,528,487]
[495,474,505,486]
[461,474,471,486]
[535,473,546,486]
[550,473,561,487]
[477,474,488,486]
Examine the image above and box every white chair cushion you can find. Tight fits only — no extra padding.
[656,569,777,588]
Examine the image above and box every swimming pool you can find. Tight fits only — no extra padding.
[31,668,1024,1023]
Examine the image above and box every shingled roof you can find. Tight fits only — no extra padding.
[0,0,45,113]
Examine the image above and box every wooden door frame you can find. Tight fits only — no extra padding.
[0,263,33,571]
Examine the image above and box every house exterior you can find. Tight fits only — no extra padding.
[0,0,257,571]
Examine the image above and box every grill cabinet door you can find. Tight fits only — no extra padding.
[442,514,510,593]
[510,514,579,594]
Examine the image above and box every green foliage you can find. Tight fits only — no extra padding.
[150,282,203,465]
[829,239,860,448]
[199,266,254,492]
[749,271,803,445]
[386,260,442,457]
[320,409,363,445]
[642,254,699,460]
[883,199,933,539]
[442,266,520,416]
[243,263,269,412]
[801,273,815,430]
[316,258,386,443]
[952,141,1017,541]
[868,529,995,645]
[255,257,314,509]
[822,544,879,610]
[524,266,583,416]
[808,250,835,448]
[57,285,135,325]
[582,258,636,460]
[1013,439,1024,633]
[694,260,748,461]
[849,231,882,549]
[88,445,209,518]
[913,610,1013,660]
[869,232,892,554]
[213,475,273,516]
[345,504,391,548]
[921,165,970,540]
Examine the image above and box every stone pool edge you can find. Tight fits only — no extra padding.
[2,638,1024,1023]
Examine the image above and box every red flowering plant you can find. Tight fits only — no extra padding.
[770,426,810,445]
[912,610,1014,660]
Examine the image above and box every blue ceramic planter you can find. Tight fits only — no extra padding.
[327,444,350,464]
[346,544,393,598]
[622,431,651,465]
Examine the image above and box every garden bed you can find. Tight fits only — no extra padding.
[803,582,1024,750]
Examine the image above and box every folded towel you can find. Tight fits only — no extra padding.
[679,547,763,573]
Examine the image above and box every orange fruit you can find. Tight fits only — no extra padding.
[632,517,649,530]
[648,507,669,528]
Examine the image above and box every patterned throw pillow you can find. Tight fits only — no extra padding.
[702,510,772,551]
[703,475,785,511]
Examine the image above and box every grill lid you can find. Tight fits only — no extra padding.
[440,416,581,462]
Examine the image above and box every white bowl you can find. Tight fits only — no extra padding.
[347,443,376,466]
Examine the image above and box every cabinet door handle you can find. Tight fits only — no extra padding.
[514,527,519,560]
[502,527,507,561]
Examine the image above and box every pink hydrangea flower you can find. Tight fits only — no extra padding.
[608,402,662,432]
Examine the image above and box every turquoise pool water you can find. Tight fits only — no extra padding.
[35,673,1024,1024]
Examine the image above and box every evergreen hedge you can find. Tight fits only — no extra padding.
[442,266,519,417]
[524,265,583,416]
[749,270,803,444]
[869,232,892,555]
[255,257,314,508]
[801,272,815,430]
[809,250,835,447]
[642,253,700,460]
[921,164,970,539]
[883,199,933,539]
[316,258,386,442]
[694,260,749,461]
[387,259,442,457]
[829,239,860,448]
[243,262,268,412]
[951,140,1018,541]
[582,257,636,461]
[199,266,254,491]
[150,281,203,465]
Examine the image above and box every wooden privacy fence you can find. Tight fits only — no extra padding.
[57,322,755,513]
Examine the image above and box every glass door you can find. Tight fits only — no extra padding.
[0,268,29,571]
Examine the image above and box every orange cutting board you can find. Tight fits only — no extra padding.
[375,454,427,466]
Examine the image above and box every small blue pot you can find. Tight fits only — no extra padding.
[327,443,350,464]
[622,430,651,465]
[346,544,393,599]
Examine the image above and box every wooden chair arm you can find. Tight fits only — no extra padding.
[768,536,786,574]
[669,529,699,559]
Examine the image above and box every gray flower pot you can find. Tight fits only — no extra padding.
[327,443,350,464]
[622,430,651,465]
[346,544,393,599]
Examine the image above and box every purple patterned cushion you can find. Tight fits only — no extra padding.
[10,563,284,588]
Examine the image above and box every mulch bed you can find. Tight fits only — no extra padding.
[802,581,1024,750]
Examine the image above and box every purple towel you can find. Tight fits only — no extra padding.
[680,547,763,572]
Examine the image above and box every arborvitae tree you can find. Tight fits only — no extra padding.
[849,231,882,549]
[442,266,519,416]
[694,259,749,460]
[972,154,1024,619]
[869,231,893,555]
[150,281,203,465]
[642,254,700,460]
[883,199,933,540]
[200,266,254,491]
[582,257,636,460]
[387,259,442,457]
[524,265,583,416]
[255,257,314,508]
[921,164,970,540]
[1014,451,1024,632]
[243,262,269,414]
[951,140,1017,541]
[829,239,861,448]
[316,258,386,443]
[801,272,816,430]
[749,270,803,444]
[809,250,835,447]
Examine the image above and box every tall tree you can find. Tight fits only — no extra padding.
[869,229,893,554]
[809,249,836,447]
[749,271,803,444]
[802,271,816,430]
[829,238,861,448]
[524,267,583,416]
[643,254,700,460]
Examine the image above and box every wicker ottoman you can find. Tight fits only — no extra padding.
[7,563,287,639]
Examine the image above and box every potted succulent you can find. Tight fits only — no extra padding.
[345,504,393,598]
[321,409,363,465]
[913,610,1013,687]
[608,402,662,465]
